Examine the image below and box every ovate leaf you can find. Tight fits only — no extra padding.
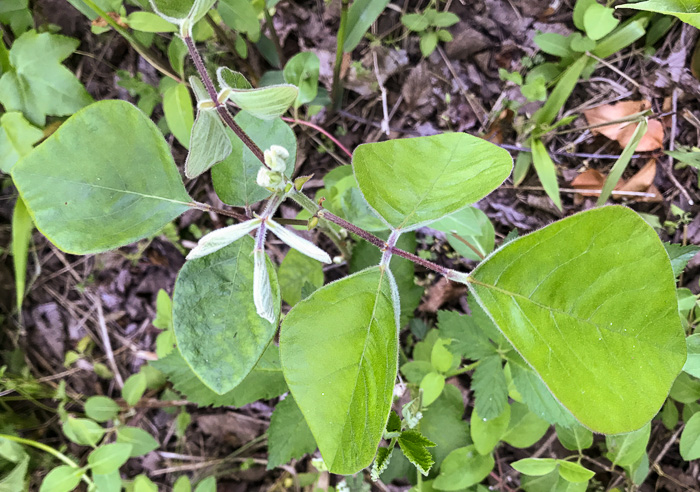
[0,30,92,126]
[280,266,399,474]
[353,133,512,230]
[283,52,320,107]
[470,405,510,456]
[433,445,494,491]
[511,458,558,476]
[84,396,120,422]
[605,422,651,466]
[87,443,132,474]
[115,426,160,457]
[397,430,436,476]
[39,466,83,492]
[174,236,280,394]
[467,206,685,434]
[267,396,317,469]
[12,100,191,254]
[211,112,296,206]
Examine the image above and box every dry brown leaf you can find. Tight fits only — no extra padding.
[571,169,605,196]
[584,100,664,151]
[418,277,466,313]
[570,159,662,202]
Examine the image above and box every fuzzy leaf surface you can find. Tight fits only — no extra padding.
[353,133,512,230]
[280,266,399,474]
[212,112,296,207]
[174,236,280,394]
[469,206,685,434]
[11,100,191,254]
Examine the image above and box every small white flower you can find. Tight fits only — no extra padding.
[267,219,332,264]
[186,218,261,260]
[253,248,276,322]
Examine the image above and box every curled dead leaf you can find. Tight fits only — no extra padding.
[584,101,664,151]
[570,159,662,202]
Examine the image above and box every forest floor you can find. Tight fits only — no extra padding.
[1,0,700,490]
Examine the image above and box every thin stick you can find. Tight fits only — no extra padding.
[502,185,658,198]
[451,233,485,260]
[586,51,640,88]
[94,295,124,388]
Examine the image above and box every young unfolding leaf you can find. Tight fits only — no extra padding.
[280,266,399,474]
[217,67,298,120]
[267,396,317,469]
[353,133,512,230]
[283,52,320,107]
[397,430,436,476]
[12,100,191,254]
[212,112,297,207]
[467,206,685,434]
[185,79,233,178]
[174,237,280,394]
[186,218,261,260]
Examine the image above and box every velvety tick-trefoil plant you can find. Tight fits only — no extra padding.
[9,0,688,480]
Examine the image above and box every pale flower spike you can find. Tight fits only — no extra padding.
[267,219,332,264]
[186,218,261,260]
[253,249,276,323]
[264,145,289,172]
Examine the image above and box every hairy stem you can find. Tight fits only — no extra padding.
[288,191,351,259]
[330,0,350,110]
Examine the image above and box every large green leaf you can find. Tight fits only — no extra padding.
[352,133,512,230]
[12,100,191,254]
[280,266,399,474]
[617,0,700,29]
[211,112,296,207]
[0,30,92,126]
[173,236,280,394]
[467,206,685,434]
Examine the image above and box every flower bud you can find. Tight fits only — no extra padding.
[263,145,289,172]
[256,167,284,190]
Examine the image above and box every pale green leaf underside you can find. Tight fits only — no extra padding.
[185,107,232,178]
[469,206,685,434]
[11,100,191,254]
[174,236,280,395]
[352,133,512,230]
[280,266,399,474]
[218,67,298,120]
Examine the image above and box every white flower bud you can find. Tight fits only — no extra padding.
[256,167,284,190]
[263,145,289,173]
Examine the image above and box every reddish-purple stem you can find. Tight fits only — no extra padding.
[281,117,353,158]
